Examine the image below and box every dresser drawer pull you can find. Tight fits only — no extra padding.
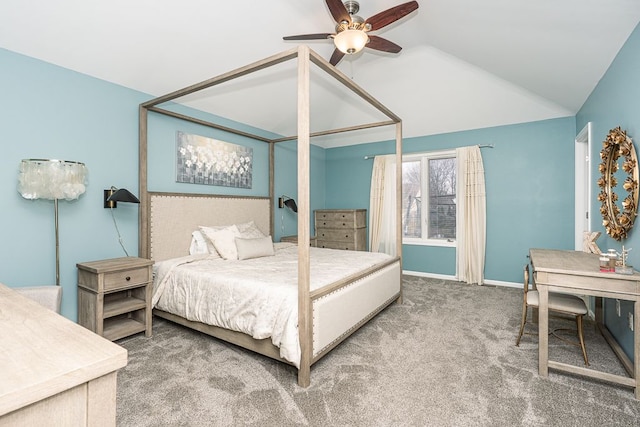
[125,276,131,281]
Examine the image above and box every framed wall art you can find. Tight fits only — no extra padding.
[176,131,253,189]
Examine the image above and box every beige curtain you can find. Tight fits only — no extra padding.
[369,155,397,256]
[455,145,486,285]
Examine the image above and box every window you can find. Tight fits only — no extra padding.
[402,150,456,245]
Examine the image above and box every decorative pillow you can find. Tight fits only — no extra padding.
[200,225,241,260]
[235,236,275,260]
[189,230,210,255]
[199,225,228,234]
[237,221,267,239]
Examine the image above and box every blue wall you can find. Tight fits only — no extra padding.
[577,22,640,361]
[145,109,326,240]
[326,117,576,283]
[1,48,147,320]
[0,48,324,320]
[272,141,327,240]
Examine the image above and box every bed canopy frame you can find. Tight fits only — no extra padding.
[138,45,403,387]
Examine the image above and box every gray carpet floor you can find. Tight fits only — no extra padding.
[116,276,640,426]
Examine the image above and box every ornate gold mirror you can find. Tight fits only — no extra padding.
[598,127,639,241]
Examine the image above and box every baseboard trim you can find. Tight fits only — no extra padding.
[402,270,597,320]
[402,270,521,289]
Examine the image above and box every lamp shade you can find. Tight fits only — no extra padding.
[284,198,298,213]
[334,29,369,54]
[107,188,140,204]
[17,158,88,286]
[18,159,88,200]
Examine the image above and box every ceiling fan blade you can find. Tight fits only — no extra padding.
[326,0,351,24]
[329,48,346,66]
[366,35,402,53]
[365,1,419,31]
[283,33,334,41]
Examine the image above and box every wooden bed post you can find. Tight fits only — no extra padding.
[269,142,275,238]
[297,45,312,388]
[396,122,403,303]
[139,105,149,259]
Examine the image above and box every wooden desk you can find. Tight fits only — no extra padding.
[529,248,640,398]
[0,283,128,426]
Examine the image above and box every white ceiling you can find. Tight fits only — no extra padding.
[1,0,639,148]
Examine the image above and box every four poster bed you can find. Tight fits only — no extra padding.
[138,46,404,387]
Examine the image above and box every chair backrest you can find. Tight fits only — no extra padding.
[14,286,62,313]
[523,264,531,296]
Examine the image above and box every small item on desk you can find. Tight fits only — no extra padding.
[600,256,611,272]
[615,265,634,275]
[608,249,618,272]
[615,246,633,274]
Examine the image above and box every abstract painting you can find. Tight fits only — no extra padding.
[176,131,253,188]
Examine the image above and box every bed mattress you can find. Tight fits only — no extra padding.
[152,243,393,367]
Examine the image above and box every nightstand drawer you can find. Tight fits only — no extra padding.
[280,235,317,246]
[104,267,150,291]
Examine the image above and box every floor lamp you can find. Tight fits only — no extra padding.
[18,159,88,286]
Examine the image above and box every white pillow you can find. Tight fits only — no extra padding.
[235,236,275,260]
[237,221,267,239]
[200,225,241,260]
[189,230,210,255]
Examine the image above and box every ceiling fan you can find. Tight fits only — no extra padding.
[283,0,419,66]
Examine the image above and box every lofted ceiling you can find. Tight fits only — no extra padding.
[1,0,639,148]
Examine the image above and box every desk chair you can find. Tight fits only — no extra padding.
[14,286,62,313]
[516,264,589,365]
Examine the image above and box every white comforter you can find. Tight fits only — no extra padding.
[152,243,392,367]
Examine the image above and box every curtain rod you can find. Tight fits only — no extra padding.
[363,144,494,160]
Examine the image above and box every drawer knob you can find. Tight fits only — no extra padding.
[125,276,131,281]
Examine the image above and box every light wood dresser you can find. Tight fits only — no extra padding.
[0,283,127,426]
[314,209,367,251]
[77,257,153,341]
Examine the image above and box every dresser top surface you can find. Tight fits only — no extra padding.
[76,256,154,273]
[315,209,366,213]
[0,283,127,415]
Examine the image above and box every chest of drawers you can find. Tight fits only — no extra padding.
[314,209,367,251]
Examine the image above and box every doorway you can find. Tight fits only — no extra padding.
[575,122,592,250]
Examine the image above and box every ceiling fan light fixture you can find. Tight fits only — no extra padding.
[334,29,368,54]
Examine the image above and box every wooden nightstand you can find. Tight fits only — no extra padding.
[280,235,317,247]
[77,257,153,341]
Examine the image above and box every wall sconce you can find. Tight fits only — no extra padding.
[104,187,140,208]
[104,186,140,256]
[278,195,298,213]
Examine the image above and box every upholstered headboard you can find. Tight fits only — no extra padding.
[148,192,271,262]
